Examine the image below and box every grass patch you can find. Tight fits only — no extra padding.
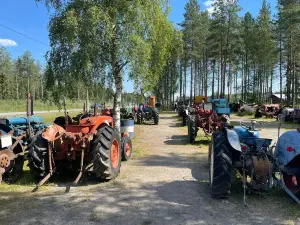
[235,111,254,117]
[0,99,85,112]
[132,148,147,159]
[36,112,66,124]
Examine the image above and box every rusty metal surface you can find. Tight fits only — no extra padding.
[0,149,17,183]
[252,156,270,174]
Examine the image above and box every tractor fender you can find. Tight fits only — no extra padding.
[42,124,66,142]
[275,130,300,166]
[225,128,241,152]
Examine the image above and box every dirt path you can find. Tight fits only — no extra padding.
[1,113,300,225]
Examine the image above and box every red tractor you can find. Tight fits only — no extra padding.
[188,97,224,144]
[28,104,132,190]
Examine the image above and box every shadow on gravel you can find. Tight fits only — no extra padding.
[164,135,189,145]
[164,135,210,146]
[2,154,299,225]
[160,116,179,120]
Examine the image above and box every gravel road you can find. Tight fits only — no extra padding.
[0,113,299,225]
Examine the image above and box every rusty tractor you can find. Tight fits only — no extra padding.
[28,101,132,190]
[0,93,48,183]
[187,97,230,144]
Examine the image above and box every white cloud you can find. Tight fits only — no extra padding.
[0,39,17,47]
[204,0,216,14]
[204,0,216,7]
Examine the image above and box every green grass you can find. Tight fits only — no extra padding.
[0,99,86,112]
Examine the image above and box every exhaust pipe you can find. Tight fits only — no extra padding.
[26,92,32,138]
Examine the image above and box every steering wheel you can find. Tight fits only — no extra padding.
[240,123,252,130]
[79,113,93,121]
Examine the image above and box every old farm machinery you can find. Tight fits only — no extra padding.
[28,100,132,190]
[188,97,231,144]
[209,115,300,205]
[136,96,159,125]
[0,93,48,183]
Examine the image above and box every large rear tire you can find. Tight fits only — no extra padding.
[153,108,159,125]
[210,131,233,199]
[92,126,121,181]
[28,134,49,178]
[188,115,196,144]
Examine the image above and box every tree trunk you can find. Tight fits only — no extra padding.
[212,61,215,99]
[190,60,193,100]
[180,60,183,100]
[184,57,187,100]
[279,32,283,104]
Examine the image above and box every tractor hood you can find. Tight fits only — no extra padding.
[233,126,260,141]
[8,115,44,125]
[275,130,300,166]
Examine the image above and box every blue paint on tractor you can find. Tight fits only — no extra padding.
[275,130,300,166]
[233,126,260,140]
[208,98,231,117]
[0,115,48,137]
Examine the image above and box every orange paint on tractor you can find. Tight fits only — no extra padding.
[149,96,156,110]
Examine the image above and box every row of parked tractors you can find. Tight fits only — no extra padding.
[0,93,136,190]
[178,96,300,205]
[0,94,161,189]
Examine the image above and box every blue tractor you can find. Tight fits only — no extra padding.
[209,98,231,117]
[0,93,47,183]
[209,116,300,204]
[136,96,159,125]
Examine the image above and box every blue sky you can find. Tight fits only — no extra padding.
[0,0,277,93]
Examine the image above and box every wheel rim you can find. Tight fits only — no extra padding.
[125,142,131,157]
[111,139,119,168]
[210,138,214,186]
[283,174,300,195]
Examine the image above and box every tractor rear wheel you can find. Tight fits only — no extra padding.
[28,134,49,178]
[121,136,132,161]
[153,108,159,125]
[92,126,121,181]
[283,173,300,198]
[137,112,143,124]
[188,115,196,144]
[210,131,233,199]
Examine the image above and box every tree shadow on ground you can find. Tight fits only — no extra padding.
[2,152,299,225]
[164,135,189,145]
[160,116,179,120]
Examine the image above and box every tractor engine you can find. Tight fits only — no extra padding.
[232,125,273,190]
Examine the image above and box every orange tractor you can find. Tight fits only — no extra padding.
[28,102,132,190]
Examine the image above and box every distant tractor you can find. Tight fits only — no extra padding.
[188,97,231,143]
[136,96,159,125]
[28,101,132,190]
[0,93,48,183]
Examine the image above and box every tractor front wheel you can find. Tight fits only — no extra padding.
[153,108,159,125]
[137,112,143,124]
[188,115,196,144]
[92,126,121,181]
[121,136,132,161]
[210,131,233,199]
